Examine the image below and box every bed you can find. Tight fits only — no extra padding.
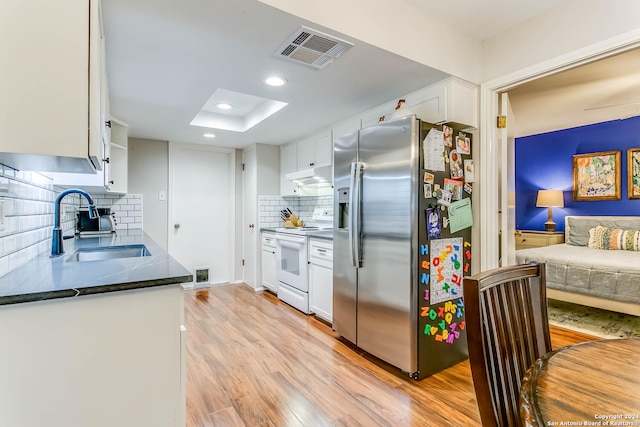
[515,216,640,316]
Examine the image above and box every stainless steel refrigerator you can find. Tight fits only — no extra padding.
[333,114,471,380]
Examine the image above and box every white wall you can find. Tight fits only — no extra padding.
[256,0,482,84]
[482,0,640,81]
[128,138,168,249]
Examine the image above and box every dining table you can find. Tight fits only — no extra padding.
[520,337,640,427]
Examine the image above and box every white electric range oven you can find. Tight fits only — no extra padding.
[275,209,333,314]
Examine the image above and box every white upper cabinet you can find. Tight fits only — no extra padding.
[105,119,128,193]
[0,0,106,173]
[360,77,478,129]
[53,118,128,194]
[410,77,478,129]
[297,133,332,170]
[280,142,298,196]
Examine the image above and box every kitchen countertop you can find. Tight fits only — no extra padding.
[261,227,333,240]
[0,230,192,306]
[307,230,334,240]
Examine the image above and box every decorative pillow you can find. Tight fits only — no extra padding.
[588,226,640,251]
[567,217,640,246]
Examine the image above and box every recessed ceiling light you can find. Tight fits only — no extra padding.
[216,103,232,110]
[203,133,216,138]
[265,76,287,87]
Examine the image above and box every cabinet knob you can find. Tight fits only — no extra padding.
[105,120,112,128]
[109,180,114,185]
[249,224,255,229]
[174,223,180,229]
[103,157,110,164]
[309,162,315,166]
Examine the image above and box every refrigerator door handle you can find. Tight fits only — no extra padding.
[350,161,364,267]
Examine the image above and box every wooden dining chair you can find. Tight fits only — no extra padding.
[463,263,552,427]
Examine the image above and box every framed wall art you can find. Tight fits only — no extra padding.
[629,148,640,199]
[572,150,621,201]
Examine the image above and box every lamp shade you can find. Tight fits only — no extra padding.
[536,189,564,207]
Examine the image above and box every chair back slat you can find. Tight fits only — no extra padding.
[464,263,552,427]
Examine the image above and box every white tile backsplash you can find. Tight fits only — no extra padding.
[258,195,333,228]
[0,163,144,278]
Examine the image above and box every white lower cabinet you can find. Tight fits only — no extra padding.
[261,232,277,292]
[309,238,333,322]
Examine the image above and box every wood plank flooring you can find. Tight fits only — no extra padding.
[185,284,598,427]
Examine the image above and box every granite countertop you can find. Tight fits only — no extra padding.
[260,227,278,232]
[0,230,192,306]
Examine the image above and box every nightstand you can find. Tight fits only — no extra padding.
[515,230,565,250]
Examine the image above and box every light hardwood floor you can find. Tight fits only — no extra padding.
[185,284,597,427]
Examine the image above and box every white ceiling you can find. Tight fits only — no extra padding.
[101,0,449,148]
[405,0,568,41]
[102,0,638,147]
[508,49,640,137]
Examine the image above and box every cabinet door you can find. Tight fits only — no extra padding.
[107,119,128,193]
[310,263,333,322]
[262,248,277,292]
[314,134,332,168]
[280,143,298,196]
[0,0,102,173]
[297,138,316,170]
[88,0,105,170]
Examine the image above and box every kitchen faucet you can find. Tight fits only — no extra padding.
[51,189,99,257]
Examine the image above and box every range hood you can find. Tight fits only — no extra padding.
[286,165,332,187]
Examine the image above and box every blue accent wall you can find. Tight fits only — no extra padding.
[515,116,640,232]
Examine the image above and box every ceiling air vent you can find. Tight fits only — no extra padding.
[275,26,354,70]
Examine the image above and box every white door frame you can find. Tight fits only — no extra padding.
[478,29,640,271]
[167,142,237,284]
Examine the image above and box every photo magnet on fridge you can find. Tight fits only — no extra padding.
[464,159,475,183]
[456,134,471,155]
[443,125,453,147]
[424,184,432,198]
[449,151,463,179]
[423,172,435,184]
[426,207,442,240]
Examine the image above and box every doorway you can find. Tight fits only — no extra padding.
[168,143,236,286]
[480,40,640,271]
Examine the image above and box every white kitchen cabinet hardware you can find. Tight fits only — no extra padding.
[309,238,333,322]
[0,0,109,173]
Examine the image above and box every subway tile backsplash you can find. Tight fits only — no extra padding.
[258,195,333,228]
[89,193,143,231]
[0,164,143,278]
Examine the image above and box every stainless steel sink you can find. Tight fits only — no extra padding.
[66,245,151,262]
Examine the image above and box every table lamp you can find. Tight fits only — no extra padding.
[536,189,564,232]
